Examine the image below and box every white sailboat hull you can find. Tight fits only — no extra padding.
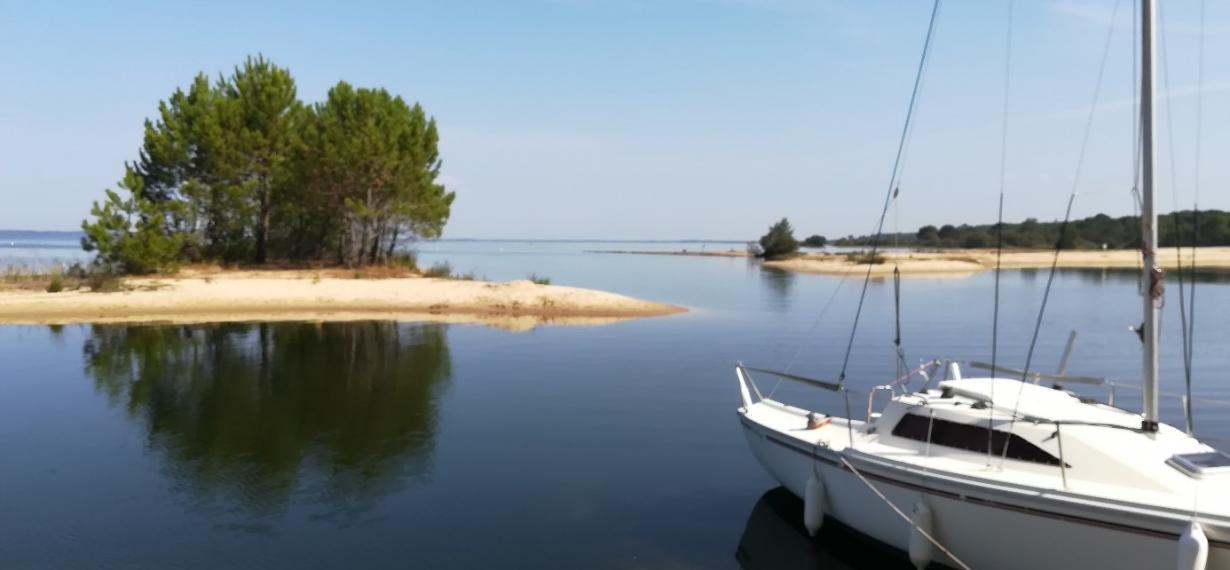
[741,416,1230,570]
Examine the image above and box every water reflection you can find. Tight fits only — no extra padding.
[760,266,796,310]
[1056,267,1230,285]
[83,322,451,517]
[736,488,913,570]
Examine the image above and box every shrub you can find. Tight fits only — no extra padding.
[757,218,800,260]
[80,169,184,275]
[65,263,89,279]
[424,262,452,278]
[844,251,887,265]
[802,234,827,248]
[528,273,551,285]
[87,272,123,292]
[389,251,418,271]
[46,276,64,293]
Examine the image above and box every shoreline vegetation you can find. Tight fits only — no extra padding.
[39,56,688,327]
[80,55,454,274]
[833,210,1230,250]
[0,267,685,327]
[595,247,1230,276]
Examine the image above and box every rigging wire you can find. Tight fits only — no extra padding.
[765,276,852,400]
[1158,0,1200,433]
[1188,0,1206,431]
[988,0,1015,465]
[836,0,942,388]
[893,266,907,380]
[1000,0,1125,466]
[1132,0,1144,290]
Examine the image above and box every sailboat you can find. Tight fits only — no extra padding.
[735,2,1230,569]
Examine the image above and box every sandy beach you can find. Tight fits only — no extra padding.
[600,247,1230,277]
[765,248,1230,277]
[0,270,685,326]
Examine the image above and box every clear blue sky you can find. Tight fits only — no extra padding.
[1,0,1227,239]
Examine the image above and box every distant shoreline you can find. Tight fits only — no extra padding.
[0,269,685,327]
[596,247,1230,276]
[589,248,749,258]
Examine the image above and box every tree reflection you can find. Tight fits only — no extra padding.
[83,321,451,516]
[760,266,796,311]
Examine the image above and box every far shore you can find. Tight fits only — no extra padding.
[0,268,685,328]
[597,247,1230,276]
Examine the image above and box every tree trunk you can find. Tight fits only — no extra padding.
[386,227,400,259]
[255,175,270,264]
[369,224,382,264]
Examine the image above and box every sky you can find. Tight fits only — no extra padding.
[1,0,1228,240]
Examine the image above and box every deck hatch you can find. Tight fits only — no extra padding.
[1167,451,1230,479]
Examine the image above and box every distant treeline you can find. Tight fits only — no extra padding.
[831,211,1230,250]
[82,55,453,274]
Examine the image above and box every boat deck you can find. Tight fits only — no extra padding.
[742,394,1230,521]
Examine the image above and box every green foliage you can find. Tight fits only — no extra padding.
[962,231,992,248]
[527,273,551,285]
[87,272,123,292]
[220,55,301,263]
[838,210,1230,250]
[45,275,64,293]
[293,82,454,266]
[389,251,418,272]
[424,262,453,278]
[758,218,800,260]
[81,168,186,274]
[802,234,827,248]
[844,250,887,265]
[83,55,452,273]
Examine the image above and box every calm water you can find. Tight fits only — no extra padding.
[3,239,1230,569]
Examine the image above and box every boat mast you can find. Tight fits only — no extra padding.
[1140,0,1161,433]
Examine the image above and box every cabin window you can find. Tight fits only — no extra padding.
[891,413,1065,466]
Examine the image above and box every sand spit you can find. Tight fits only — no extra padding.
[767,248,1230,277]
[0,270,685,327]
[599,247,1230,277]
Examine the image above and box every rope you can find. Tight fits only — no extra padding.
[989,0,1015,466]
[839,456,973,570]
[1000,0,1124,465]
[837,0,942,388]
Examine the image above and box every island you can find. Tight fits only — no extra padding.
[0,268,684,327]
[0,57,687,328]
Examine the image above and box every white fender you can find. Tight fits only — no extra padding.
[1177,521,1208,570]
[803,473,825,537]
[909,498,934,570]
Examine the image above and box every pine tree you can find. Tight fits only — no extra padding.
[758,218,800,260]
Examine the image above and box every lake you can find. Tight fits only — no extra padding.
[3,238,1229,569]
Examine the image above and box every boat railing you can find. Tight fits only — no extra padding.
[1102,380,1230,435]
[866,385,896,422]
[737,359,944,431]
